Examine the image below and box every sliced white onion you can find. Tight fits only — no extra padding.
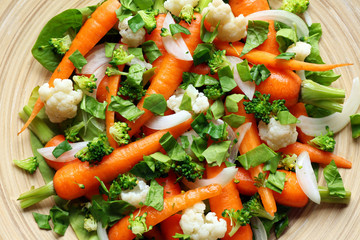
[250,217,267,240]
[145,111,192,130]
[37,142,88,162]
[80,44,111,74]
[93,63,110,87]
[302,11,313,27]
[183,166,238,189]
[162,13,193,61]
[229,122,252,163]
[97,222,109,240]
[295,151,320,204]
[297,77,360,136]
[226,56,256,100]
[297,70,306,81]
[246,10,309,38]
[129,57,153,70]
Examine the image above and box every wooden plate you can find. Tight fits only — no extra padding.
[0,1,359,239]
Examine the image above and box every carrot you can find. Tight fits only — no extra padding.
[234,167,258,196]
[156,171,182,198]
[19,0,121,134]
[96,75,111,102]
[53,118,193,200]
[214,40,352,72]
[126,13,203,136]
[288,103,314,144]
[143,226,165,240]
[278,142,352,168]
[207,164,253,240]
[108,184,223,240]
[190,63,218,78]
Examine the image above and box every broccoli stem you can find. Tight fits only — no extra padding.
[318,186,351,204]
[153,0,166,13]
[197,0,212,13]
[18,181,56,208]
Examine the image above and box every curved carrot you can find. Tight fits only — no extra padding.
[288,103,314,144]
[234,167,258,196]
[214,40,352,72]
[126,13,203,136]
[278,142,352,169]
[19,0,121,134]
[108,184,223,240]
[96,75,111,103]
[190,63,218,78]
[53,118,193,200]
[207,164,253,240]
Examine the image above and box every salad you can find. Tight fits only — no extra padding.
[13,0,360,239]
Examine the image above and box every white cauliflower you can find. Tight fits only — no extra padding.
[118,17,146,47]
[167,85,209,114]
[120,179,150,208]
[164,0,199,16]
[258,117,298,151]
[203,0,247,42]
[39,78,83,123]
[286,41,312,61]
[180,201,227,240]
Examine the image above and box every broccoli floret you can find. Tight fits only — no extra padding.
[75,134,114,164]
[109,45,135,66]
[243,194,275,220]
[13,156,39,174]
[105,66,125,77]
[128,212,153,237]
[203,84,224,100]
[64,121,85,142]
[179,4,195,24]
[243,91,288,124]
[109,122,131,146]
[118,81,146,101]
[280,0,309,14]
[208,50,231,74]
[278,154,297,170]
[73,74,97,94]
[84,214,97,232]
[309,126,336,152]
[116,173,138,191]
[300,80,345,113]
[160,28,171,37]
[49,35,72,55]
[222,208,252,237]
[138,10,158,34]
[172,156,204,182]
[154,0,166,14]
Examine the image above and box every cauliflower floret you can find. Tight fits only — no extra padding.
[120,179,150,208]
[286,41,312,61]
[118,17,146,48]
[39,78,83,123]
[164,0,199,16]
[203,0,247,42]
[167,85,209,114]
[258,117,298,151]
[180,201,227,240]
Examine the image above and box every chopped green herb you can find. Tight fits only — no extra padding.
[108,96,144,121]
[69,50,87,72]
[143,94,167,115]
[52,140,72,158]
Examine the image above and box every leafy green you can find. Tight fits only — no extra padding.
[275,52,296,60]
[127,47,144,61]
[133,0,153,9]
[108,96,144,121]
[261,206,290,237]
[179,92,193,111]
[50,206,70,235]
[169,23,191,35]
[69,50,87,72]
[128,13,145,33]
[191,113,228,140]
[265,171,286,193]
[52,140,72,158]
[191,137,208,161]
[241,21,269,57]
[236,60,252,82]
[143,94,167,115]
[105,42,117,57]
[69,206,99,240]
[200,12,219,43]
[222,114,245,128]
[142,40,162,63]
[225,94,244,113]
[160,132,188,161]
[210,99,225,120]
[219,65,237,92]
[33,212,51,230]
[237,144,278,170]
[263,153,282,173]
[250,64,271,85]
[277,111,299,125]
[193,43,215,66]
[276,28,297,53]
[323,160,346,198]
[350,114,360,138]
[144,179,164,211]
[80,95,108,119]
[202,141,231,166]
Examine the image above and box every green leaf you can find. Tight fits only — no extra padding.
[250,64,271,85]
[126,64,146,86]
[191,114,209,138]
[266,171,286,193]
[142,40,162,63]
[276,28,297,53]
[263,153,282,174]
[143,94,167,115]
[144,179,164,211]
[236,60,252,82]
[222,114,245,128]
[193,43,215,66]
[69,50,87,72]
[261,206,290,237]
[237,144,277,170]
[210,99,225,120]
[150,152,172,163]
[200,12,219,43]
[130,161,160,181]
[133,0,153,9]
[169,23,191,35]
[160,132,188,161]
[179,92,193,111]
[52,140,72,158]
[323,160,346,198]
[180,136,190,149]
[50,206,70,235]
[275,216,289,238]
[191,113,228,140]
[218,65,236,92]
[305,70,341,86]
[120,0,139,11]
[275,52,296,60]
[108,96,145,121]
[128,47,145,61]
[69,206,99,240]
[80,95,108,120]
[225,94,244,113]
[116,6,132,22]
[277,111,299,125]
[105,42,117,58]
[202,141,231,166]
[180,72,218,89]
[350,114,360,138]
[128,13,145,33]
[240,20,269,57]
[191,137,208,161]
[33,212,51,230]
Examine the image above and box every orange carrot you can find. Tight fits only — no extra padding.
[234,168,258,196]
[19,0,121,134]
[207,164,253,240]
[126,13,203,136]
[96,75,111,103]
[53,118,193,200]
[278,142,352,169]
[214,40,351,72]
[143,226,165,240]
[288,103,314,144]
[108,184,223,240]
[190,63,218,78]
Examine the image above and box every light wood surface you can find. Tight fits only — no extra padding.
[0,1,359,239]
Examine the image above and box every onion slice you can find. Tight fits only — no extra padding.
[162,13,193,61]
[227,56,256,100]
[228,122,252,163]
[145,111,192,130]
[250,217,267,240]
[97,222,109,240]
[295,151,320,204]
[80,44,111,75]
[183,166,238,189]
[246,10,309,38]
[297,77,360,136]
[303,11,313,27]
[37,142,88,162]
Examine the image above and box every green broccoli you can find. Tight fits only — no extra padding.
[49,35,72,55]
[13,156,39,174]
[153,0,166,14]
[309,126,336,152]
[243,194,275,220]
[160,28,171,37]
[278,154,297,170]
[128,212,153,237]
[105,66,125,77]
[109,121,131,146]
[138,10,158,34]
[300,80,345,113]
[179,4,195,24]
[203,83,224,100]
[118,81,146,101]
[75,134,114,164]
[83,213,97,232]
[73,74,97,94]
[105,173,138,200]
[243,91,288,124]
[172,156,204,182]
[280,0,310,14]
[208,50,231,74]
[109,45,135,66]
[64,121,85,142]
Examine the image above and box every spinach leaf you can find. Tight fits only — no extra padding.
[80,95,108,120]
[323,160,346,198]
[241,20,269,57]
[142,40,162,63]
[144,180,164,211]
[69,50,87,72]
[50,206,70,235]
[276,28,297,53]
[143,94,167,115]
[52,140,72,158]
[108,96,144,121]
[33,212,51,230]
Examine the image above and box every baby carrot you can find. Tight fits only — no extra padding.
[108,184,223,240]
[53,118,193,200]
[234,167,258,196]
[288,103,314,144]
[96,75,111,103]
